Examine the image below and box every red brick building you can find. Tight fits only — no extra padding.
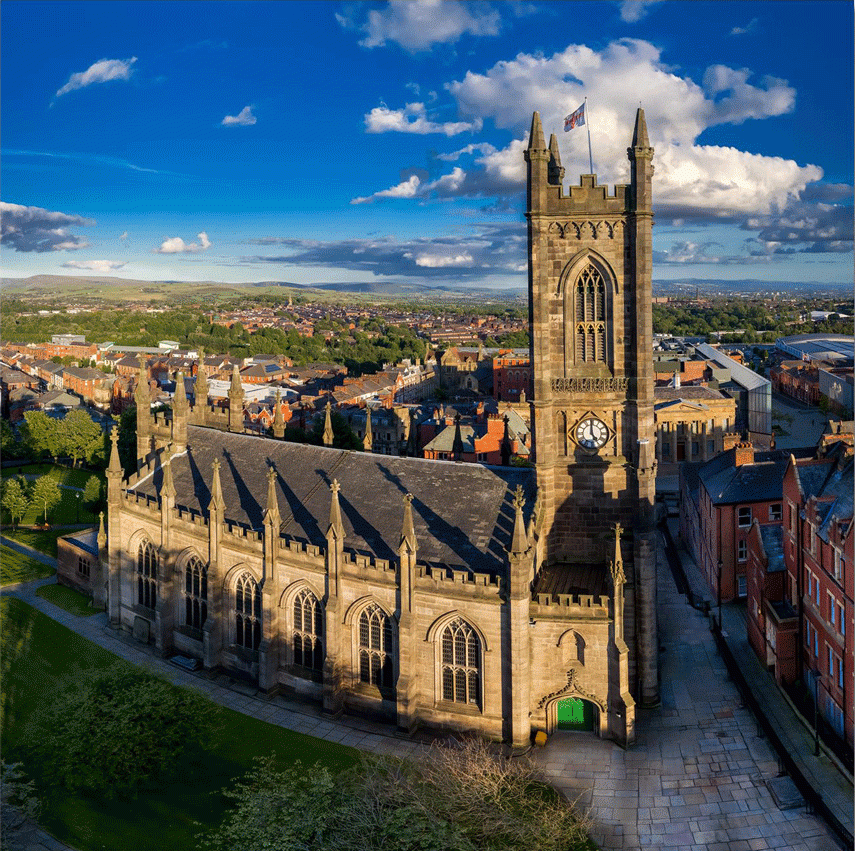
[783,446,853,746]
[746,522,798,685]
[493,350,530,403]
[680,442,788,602]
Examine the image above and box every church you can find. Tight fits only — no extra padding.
[94,109,658,749]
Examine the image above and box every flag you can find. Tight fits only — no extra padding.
[564,103,585,131]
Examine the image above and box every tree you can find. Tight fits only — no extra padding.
[21,411,62,461]
[82,476,103,515]
[62,410,103,468]
[32,665,210,798]
[201,738,591,851]
[30,476,62,525]
[2,478,30,528]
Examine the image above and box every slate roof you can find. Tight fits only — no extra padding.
[130,425,535,574]
[698,455,788,504]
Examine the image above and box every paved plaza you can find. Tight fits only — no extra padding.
[1,535,845,851]
[532,541,842,851]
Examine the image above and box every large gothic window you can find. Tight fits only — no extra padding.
[440,618,481,706]
[185,557,208,631]
[137,540,157,609]
[358,604,393,688]
[574,265,607,363]
[235,574,261,651]
[293,588,324,672]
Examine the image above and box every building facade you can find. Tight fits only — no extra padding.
[95,110,659,748]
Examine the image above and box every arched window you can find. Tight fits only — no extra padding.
[358,604,393,688]
[184,557,208,631]
[573,265,607,364]
[235,574,261,651]
[440,618,481,706]
[137,540,157,609]
[293,588,324,672]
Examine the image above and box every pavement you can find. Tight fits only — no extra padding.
[1,536,848,851]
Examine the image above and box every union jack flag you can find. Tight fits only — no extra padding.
[564,103,585,131]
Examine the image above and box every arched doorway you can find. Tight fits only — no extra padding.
[555,696,595,731]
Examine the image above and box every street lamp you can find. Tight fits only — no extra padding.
[812,670,823,757]
[75,492,80,523]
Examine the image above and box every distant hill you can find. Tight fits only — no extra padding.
[0,275,526,303]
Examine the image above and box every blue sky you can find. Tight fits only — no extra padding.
[2,0,852,289]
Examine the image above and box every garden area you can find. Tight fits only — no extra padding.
[0,597,359,851]
[1,463,105,533]
[1,597,595,851]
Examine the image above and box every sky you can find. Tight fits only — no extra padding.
[1,0,852,291]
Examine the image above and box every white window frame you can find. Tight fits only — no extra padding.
[738,507,752,528]
[737,539,747,562]
[770,503,783,522]
[737,573,747,597]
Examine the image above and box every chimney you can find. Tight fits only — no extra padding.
[733,441,754,467]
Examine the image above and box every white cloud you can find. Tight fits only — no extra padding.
[154,232,212,253]
[55,57,137,97]
[352,0,501,51]
[412,252,474,267]
[703,66,794,125]
[730,18,758,35]
[365,102,480,135]
[378,39,815,220]
[436,143,496,161]
[222,105,257,126]
[0,202,94,252]
[61,260,127,272]
[617,0,664,23]
[351,175,422,204]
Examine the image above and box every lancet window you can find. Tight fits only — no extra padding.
[185,557,208,631]
[574,265,607,363]
[137,540,157,609]
[235,573,261,651]
[440,618,481,706]
[293,588,324,672]
[358,604,393,688]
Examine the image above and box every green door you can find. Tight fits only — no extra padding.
[556,697,594,731]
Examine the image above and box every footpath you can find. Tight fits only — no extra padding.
[666,517,854,848]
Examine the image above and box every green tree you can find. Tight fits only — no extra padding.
[30,476,62,525]
[62,410,103,468]
[32,665,210,799]
[21,411,62,461]
[82,476,103,514]
[2,478,30,528]
[0,420,24,460]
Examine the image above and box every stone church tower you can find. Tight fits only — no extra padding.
[525,109,659,706]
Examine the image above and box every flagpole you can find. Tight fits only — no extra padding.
[585,97,594,175]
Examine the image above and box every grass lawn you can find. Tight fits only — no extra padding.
[2,464,106,527]
[0,545,55,586]
[1,463,105,491]
[36,584,99,617]
[0,597,359,851]
[2,528,68,558]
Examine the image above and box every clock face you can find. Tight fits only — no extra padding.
[575,417,608,450]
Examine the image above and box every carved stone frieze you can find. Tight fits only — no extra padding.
[551,377,628,393]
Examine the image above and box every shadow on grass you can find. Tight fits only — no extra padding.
[1,598,359,851]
